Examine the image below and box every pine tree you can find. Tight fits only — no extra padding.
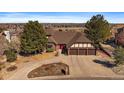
[85,14,111,46]
[20,21,47,55]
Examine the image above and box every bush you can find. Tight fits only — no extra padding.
[114,47,124,65]
[4,49,17,62]
[6,65,17,72]
[46,48,54,52]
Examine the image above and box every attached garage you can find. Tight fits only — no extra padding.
[69,49,78,55]
[68,48,96,55]
[78,49,86,55]
[87,49,96,55]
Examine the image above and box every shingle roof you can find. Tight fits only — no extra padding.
[48,37,57,44]
[53,31,77,44]
[76,33,92,43]
[0,34,9,55]
[47,30,92,47]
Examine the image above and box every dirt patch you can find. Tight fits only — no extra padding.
[27,62,69,78]
[6,65,17,72]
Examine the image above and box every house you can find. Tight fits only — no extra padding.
[3,31,11,43]
[0,33,9,55]
[46,30,96,55]
[115,27,124,46]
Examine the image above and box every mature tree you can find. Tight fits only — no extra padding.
[114,47,124,65]
[85,14,111,46]
[20,21,47,55]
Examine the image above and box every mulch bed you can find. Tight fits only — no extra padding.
[27,62,69,78]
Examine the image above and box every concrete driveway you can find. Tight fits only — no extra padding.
[7,55,124,80]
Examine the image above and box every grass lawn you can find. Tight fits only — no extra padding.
[15,52,56,63]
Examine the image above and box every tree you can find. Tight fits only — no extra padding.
[20,21,47,55]
[4,49,17,62]
[85,14,111,46]
[114,46,124,65]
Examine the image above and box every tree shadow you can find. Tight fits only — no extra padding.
[93,59,116,68]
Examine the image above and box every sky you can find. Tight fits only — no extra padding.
[0,12,124,23]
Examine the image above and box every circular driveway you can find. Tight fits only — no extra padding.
[7,55,124,80]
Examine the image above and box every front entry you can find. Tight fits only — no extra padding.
[61,45,68,55]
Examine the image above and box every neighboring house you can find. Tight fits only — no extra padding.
[115,27,124,46]
[3,31,11,43]
[0,33,9,55]
[46,30,96,55]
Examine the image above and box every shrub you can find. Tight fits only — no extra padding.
[4,49,17,62]
[6,65,17,72]
[59,29,62,31]
[46,48,54,52]
[114,47,124,65]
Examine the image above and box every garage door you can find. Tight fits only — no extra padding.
[69,49,78,55]
[87,49,96,55]
[69,49,96,55]
[78,49,86,55]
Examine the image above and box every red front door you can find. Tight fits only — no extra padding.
[60,44,65,49]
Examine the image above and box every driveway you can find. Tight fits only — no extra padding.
[7,55,124,80]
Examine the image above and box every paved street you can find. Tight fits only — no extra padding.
[6,55,124,80]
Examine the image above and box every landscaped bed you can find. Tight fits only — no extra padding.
[27,62,69,78]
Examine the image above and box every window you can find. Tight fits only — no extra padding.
[87,44,91,47]
[79,44,83,47]
[74,44,78,47]
[83,44,87,47]
[71,44,75,48]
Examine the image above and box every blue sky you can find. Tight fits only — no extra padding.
[0,12,124,23]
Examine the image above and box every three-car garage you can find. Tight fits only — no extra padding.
[68,48,96,55]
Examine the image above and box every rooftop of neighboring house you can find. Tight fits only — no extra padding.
[117,27,124,33]
[0,33,9,55]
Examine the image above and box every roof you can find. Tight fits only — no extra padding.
[48,37,57,44]
[47,30,92,47]
[76,33,92,43]
[53,31,77,44]
[0,35,9,55]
